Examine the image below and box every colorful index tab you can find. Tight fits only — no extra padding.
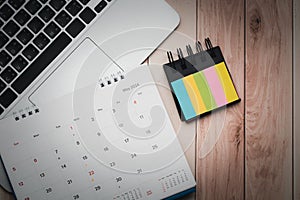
[215,62,239,102]
[171,79,196,120]
[170,62,239,120]
[183,74,207,114]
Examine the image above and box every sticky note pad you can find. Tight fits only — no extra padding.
[164,42,240,121]
[169,62,239,121]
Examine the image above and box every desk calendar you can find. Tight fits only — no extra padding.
[0,64,196,200]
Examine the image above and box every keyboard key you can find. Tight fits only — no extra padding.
[0,88,17,108]
[22,44,39,61]
[0,50,12,68]
[0,79,6,93]
[0,4,14,21]
[17,28,33,45]
[55,10,71,27]
[25,0,42,15]
[79,0,90,5]
[0,0,4,6]
[11,55,28,72]
[66,18,85,38]
[3,20,20,37]
[94,0,107,13]
[28,17,44,34]
[0,19,3,27]
[12,32,72,94]
[66,0,83,16]
[79,7,96,24]
[8,0,25,10]
[49,0,66,11]
[0,106,3,115]
[39,0,48,3]
[0,31,9,48]
[33,32,50,50]
[6,39,22,56]
[0,66,17,83]
[38,5,55,23]
[14,9,31,26]
[44,22,60,38]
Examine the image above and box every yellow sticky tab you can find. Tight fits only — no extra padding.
[183,75,207,114]
[215,62,239,102]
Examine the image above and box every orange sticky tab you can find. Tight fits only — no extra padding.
[183,75,207,114]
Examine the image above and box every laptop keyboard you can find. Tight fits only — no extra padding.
[0,0,111,115]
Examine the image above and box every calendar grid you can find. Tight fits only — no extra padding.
[0,66,196,200]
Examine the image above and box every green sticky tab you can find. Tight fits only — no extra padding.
[193,71,217,111]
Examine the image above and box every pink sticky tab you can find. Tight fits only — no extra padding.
[202,66,227,107]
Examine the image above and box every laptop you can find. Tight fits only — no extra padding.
[0,0,179,192]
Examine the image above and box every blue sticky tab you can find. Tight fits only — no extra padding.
[171,79,196,120]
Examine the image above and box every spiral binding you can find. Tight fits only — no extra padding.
[99,71,125,88]
[196,41,204,52]
[13,106,40,121]
[12,71,125,121]
[166,37,214,67]
[167,51,175,69]
[204,38,213,49]
[177,48,186,69]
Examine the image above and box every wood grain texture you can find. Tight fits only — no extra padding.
[0,187,14,200]
[196,0,245,199]
[294,0,300,199]
[246,0,293,199]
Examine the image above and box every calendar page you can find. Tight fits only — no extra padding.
[0,66,196,200]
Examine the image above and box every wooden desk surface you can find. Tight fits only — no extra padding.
[1,0,298,199]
